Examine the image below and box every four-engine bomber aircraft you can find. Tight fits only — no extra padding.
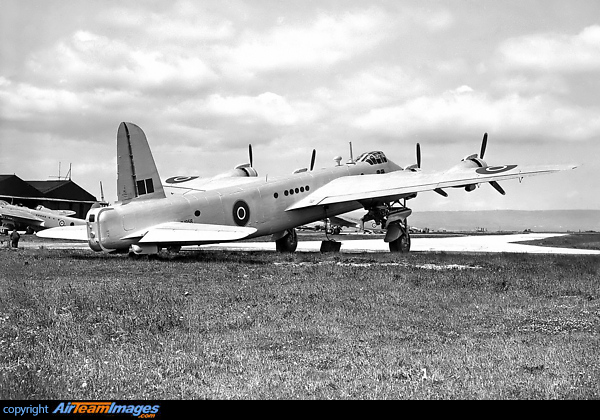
[38,122,575,255]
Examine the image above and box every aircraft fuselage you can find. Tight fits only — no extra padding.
[86,159,402,252]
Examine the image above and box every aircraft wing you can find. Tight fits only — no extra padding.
[36,225,88,240]
[287,164,576,210]
[329,214,360,228]
[54,209,77,216]
[124,222,258,244]
[0,207,44,226]
[37,222,257,245]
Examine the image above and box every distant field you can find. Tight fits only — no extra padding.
[1,246,598,399]
[514,233,600,251]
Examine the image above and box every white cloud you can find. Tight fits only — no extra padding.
[498,25,600,72]
[25,31,217,94]
[204,92,310,126]
[220,8,392,76]
[353,87,600,142]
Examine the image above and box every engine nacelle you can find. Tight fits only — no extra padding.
[233,163,259,177]
[450,157,487,191]
[212,164,258,180]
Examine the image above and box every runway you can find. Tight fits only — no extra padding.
[201,233,600,255]
[13,232,600,255]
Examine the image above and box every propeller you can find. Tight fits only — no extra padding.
[412,142,447,197]
[434,188,448,197]
[480,132,487,159]
[310,149,316,171]
[479,132,506,194]
[489,181,506,195]
[406,143,422,171]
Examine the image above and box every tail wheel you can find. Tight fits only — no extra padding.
[389,233,411,253]
[276,228,298,253]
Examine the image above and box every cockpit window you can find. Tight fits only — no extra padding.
[355,151,388,165]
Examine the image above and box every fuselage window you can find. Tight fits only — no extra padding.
[89,214,95,223]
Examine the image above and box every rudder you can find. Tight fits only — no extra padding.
[116,122,166,202]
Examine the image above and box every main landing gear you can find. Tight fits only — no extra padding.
[362,203,412,253]
[275,228,298,252]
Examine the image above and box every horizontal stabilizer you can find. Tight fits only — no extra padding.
[125,222,257,244]
[36,225,88,241]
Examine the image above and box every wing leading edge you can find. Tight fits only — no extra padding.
[287,164,577,210]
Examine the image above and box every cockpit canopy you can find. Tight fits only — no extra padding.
[354,151,388,165]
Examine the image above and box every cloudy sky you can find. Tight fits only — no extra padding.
[1,0,599,211]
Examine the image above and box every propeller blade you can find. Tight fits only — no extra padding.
[310,149,316,171]
[434,188,448,197]
[489,181,506,195]
[249,144,253,167]
[480,133,488,159]
[416,143,421,169]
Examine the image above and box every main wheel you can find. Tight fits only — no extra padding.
[276,228,298,252]
[389,233,411,253]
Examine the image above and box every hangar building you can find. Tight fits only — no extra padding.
[0,174,97,219]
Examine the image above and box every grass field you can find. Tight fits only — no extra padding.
[514,232,600,251]
[1,243,599,399]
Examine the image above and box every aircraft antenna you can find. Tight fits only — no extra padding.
[349,142,353,161]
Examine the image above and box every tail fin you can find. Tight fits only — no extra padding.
[116,122,165,202]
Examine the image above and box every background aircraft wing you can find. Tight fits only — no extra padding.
[1,207,44,226]
[287,163,576,210]
[125,222,257,244]
[329,214,360,228]
[53,209,77,216]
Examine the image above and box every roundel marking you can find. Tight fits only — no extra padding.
[232,200,250,226]
[58,219,65,226]
[165,176,199,184]
[475,164,517,175]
